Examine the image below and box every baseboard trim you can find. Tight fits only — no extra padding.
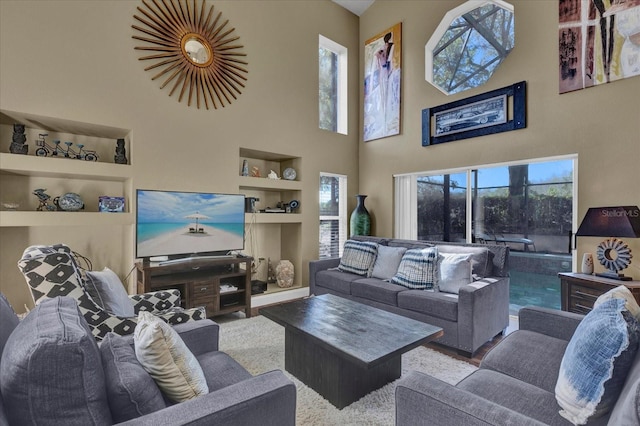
[252,287,310,308]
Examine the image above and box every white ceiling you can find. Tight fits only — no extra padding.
[332,0,375,16]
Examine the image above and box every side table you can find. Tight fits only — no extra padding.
[559,272,640,314]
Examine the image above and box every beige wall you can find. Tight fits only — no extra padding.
[358,1,640,278]
[1,0,639,311]
[0,0,360,310]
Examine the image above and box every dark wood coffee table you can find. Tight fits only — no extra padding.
[259,294,443,409]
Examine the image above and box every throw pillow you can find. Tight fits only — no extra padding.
[371,245,407,280]
[134,311,208,403]
[100,333,165,422]
[437,245,493,278]
[390,247,439,290]
[85,267,135,317]
[438,253,473,294]
[0,296,112,425]
[337,240,378,277]
[594,285,640,319]
[555,298,640,425]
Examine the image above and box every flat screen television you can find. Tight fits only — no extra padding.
[136,189,245,261]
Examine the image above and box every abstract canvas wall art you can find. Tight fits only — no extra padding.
[559,0,640,93]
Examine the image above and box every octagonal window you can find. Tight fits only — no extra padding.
[426,0,514,95]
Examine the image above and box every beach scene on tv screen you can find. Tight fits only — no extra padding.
[137,191,244,258]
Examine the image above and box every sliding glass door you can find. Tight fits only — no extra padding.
[417,172,468,242]
[401,156,575,314]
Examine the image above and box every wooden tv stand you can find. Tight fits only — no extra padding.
[135,256,252,318]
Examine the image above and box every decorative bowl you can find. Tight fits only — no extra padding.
[55,193,84,211]
[2,202,19,211]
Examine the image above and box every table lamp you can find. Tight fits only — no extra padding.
[575,206,640,281]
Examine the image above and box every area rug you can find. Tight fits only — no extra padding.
[218,315,477,426]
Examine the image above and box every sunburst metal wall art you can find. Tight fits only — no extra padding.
[132,0,248,109]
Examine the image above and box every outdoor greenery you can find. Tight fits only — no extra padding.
[319,47,337,132]
[416,169,573,252]
[319,175,339,216]
[432,4,514,94]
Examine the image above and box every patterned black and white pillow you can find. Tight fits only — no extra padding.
[337,240,378,277]
[391,247,439,290]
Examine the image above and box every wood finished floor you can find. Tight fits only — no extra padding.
[426,316,519,367]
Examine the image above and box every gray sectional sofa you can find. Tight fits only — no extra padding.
[0,293,296,426]
[309,236,510,356]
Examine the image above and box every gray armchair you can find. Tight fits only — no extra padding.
[0,293,296,425]
[395,306,640,425]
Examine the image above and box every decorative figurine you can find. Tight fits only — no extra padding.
[250,166,261,177]
[53,192,84,211]
[34,134,97,161]
[241,159,249,176]
[64,142,98,161]
[33,189,55,211]
[35,134,59,157]
[114,138,127,164]
[10,124,28,155]
[267,170,280,180]
[266,258,277,284]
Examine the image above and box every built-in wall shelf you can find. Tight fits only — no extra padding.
[0,110,136,310]
[245,213,302,224]
[0,111,134,235]
[0,109,131,166]
[0,153,132,181]
[238,175,301,191]
[238,147,303,289]
[0,211,133,227]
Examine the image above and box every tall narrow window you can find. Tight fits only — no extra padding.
[319,173,347,258]
[319,35,347,135]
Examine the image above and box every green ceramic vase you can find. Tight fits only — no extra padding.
[350,194,371,236]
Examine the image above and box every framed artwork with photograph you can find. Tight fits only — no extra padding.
[434,95,507,137]
[363,22,402,142]
[422,81,526,146]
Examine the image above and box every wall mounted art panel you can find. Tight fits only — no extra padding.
[559,0,640,94]
[363,23,402,142]
[422,81,526,146]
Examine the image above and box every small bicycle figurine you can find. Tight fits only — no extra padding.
[80,144,98,161]
[34,133,98,161]
[66,142,98,161]
[35,134,65,157]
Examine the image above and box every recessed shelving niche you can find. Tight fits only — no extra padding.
[239,148,303,295]
[0,110,133,227]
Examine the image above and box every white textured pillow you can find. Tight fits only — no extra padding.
[371,245,407,280]
[438,253,473,294]
[134,311,208,402]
